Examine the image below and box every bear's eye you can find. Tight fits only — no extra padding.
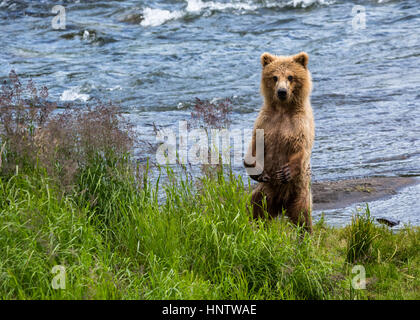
[273,76,278,82]
[288,75,293,82]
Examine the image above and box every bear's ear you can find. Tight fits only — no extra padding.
[293,52,309,68]
[261,52,276,68]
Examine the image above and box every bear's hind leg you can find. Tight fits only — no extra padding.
[286,189,313,233]
[251,184,278,219]
[251,186,265,219]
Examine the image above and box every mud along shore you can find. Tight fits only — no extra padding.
[312,176,419,211]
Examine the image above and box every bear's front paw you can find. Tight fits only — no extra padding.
[274,164,291,184]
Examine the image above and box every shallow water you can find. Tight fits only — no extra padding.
[1,0,419,225]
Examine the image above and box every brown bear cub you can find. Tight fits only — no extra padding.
[244,52,315,232]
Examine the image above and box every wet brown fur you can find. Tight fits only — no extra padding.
[245,52,315,232]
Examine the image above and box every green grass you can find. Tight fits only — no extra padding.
[0,161,419,300]
[346,205,378,264]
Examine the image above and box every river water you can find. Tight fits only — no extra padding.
[1,0,419,226]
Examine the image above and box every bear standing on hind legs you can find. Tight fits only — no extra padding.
[244,52,315,233]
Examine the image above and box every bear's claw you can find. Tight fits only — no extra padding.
[274,164,291,183]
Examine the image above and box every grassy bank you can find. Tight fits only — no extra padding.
[0,72,418,300]
[0,164,419,300]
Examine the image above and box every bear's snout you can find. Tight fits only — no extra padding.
[277,88,287,100]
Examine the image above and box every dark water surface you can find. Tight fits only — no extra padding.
[1,0,419,225]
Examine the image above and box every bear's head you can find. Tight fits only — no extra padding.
[260,52,312,108]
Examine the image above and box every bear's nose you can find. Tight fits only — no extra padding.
[277,88,287,99]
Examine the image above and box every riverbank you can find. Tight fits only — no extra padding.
[312,176,419,211]
[1,165,419,300]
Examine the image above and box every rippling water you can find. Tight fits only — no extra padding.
[1,0,419,225]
